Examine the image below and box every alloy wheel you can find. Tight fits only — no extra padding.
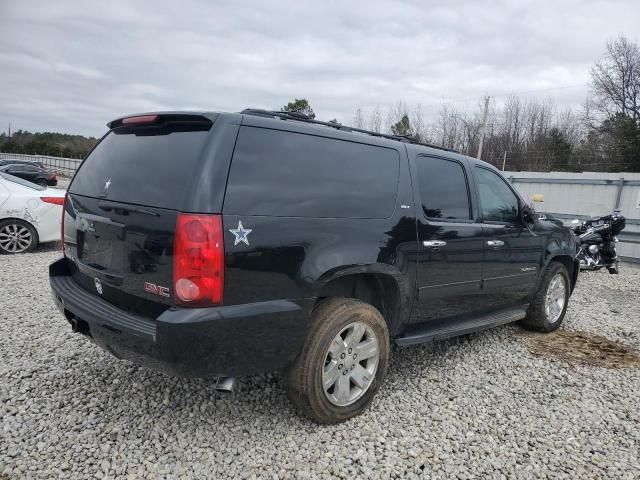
[322,321,380,407]
[0,223,33,253]
[545,273,567,324]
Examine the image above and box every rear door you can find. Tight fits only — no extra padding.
[410,155,485,324]
[222,124,403,305]
[64,114,222,317]
[472,165,542,310]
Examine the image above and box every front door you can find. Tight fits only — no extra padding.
[473,166,543,310]
[411,155,485,324]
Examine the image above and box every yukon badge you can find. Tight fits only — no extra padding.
[229,220,252,246]
[94,277,103,295]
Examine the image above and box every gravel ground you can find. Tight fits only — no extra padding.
[1,246,639,479]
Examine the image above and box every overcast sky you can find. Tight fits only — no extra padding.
[1,0,639,137]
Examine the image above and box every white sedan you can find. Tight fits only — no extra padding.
[0,171,66,254]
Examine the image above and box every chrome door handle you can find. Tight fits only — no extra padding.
[487,240,505,247]
[423,240,447,247]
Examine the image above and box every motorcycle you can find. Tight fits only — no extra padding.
[572,210,626,274]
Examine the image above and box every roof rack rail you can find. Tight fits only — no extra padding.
[240,108,457,153]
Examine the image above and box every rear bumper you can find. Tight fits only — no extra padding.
[49,257,314,377]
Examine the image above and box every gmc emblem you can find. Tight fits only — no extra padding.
[144,282,170,298]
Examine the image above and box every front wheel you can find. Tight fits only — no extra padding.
[286,298,389,424]
[521,262,570,332]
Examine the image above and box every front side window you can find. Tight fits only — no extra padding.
[415,156,471,220]
[475,167,519,223]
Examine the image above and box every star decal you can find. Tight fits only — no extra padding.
[229,220,252,246]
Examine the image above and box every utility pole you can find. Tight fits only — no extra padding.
[477,95,490,159]
[501,151,507,171]
[7,123,10,138]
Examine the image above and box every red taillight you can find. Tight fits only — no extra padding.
[173,213,224,306]
[122,115,159,125]
[61,193,68,255]
[41,196,65,205]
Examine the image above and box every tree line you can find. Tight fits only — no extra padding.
[0,130,98,159]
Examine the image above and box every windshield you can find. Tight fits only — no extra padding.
[0,171,46,191]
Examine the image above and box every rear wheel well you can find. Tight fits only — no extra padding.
[316,274,401,334]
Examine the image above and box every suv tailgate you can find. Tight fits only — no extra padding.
[63,114,217,316]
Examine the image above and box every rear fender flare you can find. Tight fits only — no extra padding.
[312,264,412,334]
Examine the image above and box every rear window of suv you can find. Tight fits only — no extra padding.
[224,127,400,218]
[70,125,211,210]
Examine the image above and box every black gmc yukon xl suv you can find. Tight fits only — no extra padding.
[50,109,579,423]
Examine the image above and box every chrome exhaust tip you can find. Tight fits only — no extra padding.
[215,376,236,393]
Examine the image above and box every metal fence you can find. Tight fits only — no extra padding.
[0,152,82,177]
[506,171,640,263]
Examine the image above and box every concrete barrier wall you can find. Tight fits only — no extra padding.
[505,171,640,262]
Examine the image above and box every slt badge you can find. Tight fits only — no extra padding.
[229,220,252,246]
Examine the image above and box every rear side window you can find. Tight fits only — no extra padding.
[224,127,399,218]
[70,127,211,210]
[415,156,471,220]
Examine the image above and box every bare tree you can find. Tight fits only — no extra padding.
[557,108,581,147]
[349,89,634,172]
[369,106,382,133]
[353,108,365,129]
[411,104,427,142]
[386,101,410,134]
[591,35,640,121]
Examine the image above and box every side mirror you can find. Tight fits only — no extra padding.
[521,205,535,224]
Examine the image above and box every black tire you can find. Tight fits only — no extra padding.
[286,297,390,424]
[0,219,39,254]
[521,262,570,332]
[36,180,49,188]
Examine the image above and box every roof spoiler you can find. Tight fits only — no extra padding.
[107,113,213,130]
